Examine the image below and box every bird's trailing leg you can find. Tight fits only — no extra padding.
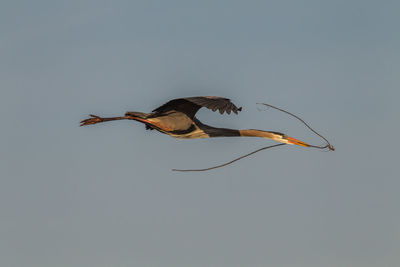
[80,113,157,128]
[80,115,134,126]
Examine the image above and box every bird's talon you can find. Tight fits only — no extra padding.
[80,115,104,126]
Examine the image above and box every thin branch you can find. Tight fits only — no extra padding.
[172,143,286,172]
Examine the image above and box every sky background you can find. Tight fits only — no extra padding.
[1,0,399,266]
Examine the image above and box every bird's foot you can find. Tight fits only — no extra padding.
[80,115,104,126]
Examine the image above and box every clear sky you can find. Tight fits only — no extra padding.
[1,0,399,266]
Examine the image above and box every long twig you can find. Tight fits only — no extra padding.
[172,143,286,172]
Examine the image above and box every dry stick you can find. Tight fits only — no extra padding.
[172,143,286,172]
[172,103,334,172]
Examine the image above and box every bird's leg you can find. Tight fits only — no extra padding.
[80,115,132,126]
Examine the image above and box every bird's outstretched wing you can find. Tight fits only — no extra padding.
[152,96,242,118]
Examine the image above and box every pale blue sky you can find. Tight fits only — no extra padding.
[1,1,399,266]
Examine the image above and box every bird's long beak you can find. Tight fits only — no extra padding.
[286,136,310,147]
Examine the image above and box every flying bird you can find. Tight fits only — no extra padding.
[80,96,310,147]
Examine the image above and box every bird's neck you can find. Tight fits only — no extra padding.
[199,126,241,137]
[200,125,289,144]
[194,119,288,143]
[239,129,290,144]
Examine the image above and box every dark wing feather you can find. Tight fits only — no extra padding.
[185,96,242,115]
[152,96,242,118]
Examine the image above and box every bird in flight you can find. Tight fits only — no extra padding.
[80,96,310,147]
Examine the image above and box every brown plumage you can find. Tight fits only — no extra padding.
[80,96,309,146]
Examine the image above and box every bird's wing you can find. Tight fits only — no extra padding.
[152,96,242,118]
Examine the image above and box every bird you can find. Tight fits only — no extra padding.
[80,96,310,147]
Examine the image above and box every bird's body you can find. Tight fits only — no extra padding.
[81,96,310,147]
